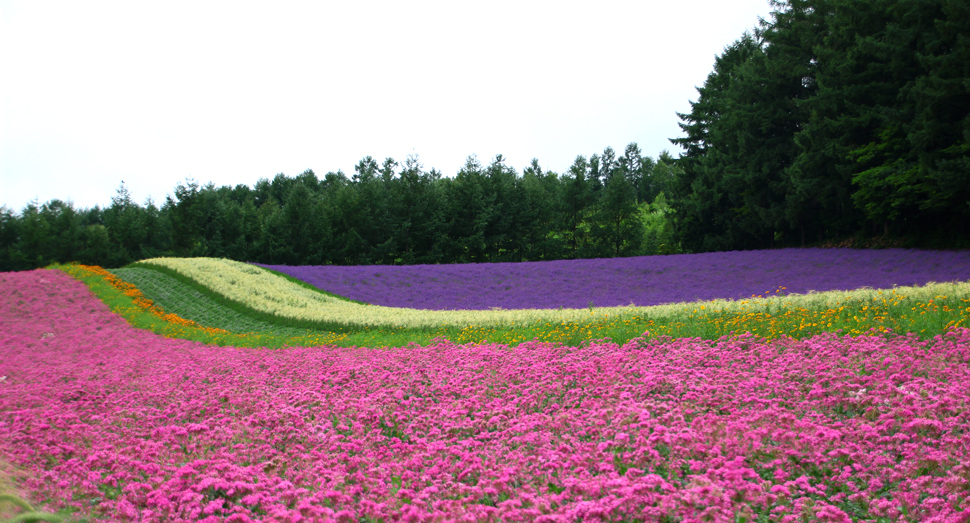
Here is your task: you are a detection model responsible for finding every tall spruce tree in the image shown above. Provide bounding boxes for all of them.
[670,34,765,251]
[789,0,907,241]
[590,168,643,257]
[447,155,494,263]
[848,0,970,239]
[563,155,593,258]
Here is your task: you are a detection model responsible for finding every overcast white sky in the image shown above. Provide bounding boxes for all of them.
[0,0,774,212]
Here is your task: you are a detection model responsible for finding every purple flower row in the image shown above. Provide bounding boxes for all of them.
[260,248,970,310]
[2,269,970,521]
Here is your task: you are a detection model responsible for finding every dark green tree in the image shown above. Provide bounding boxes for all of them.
[102,183,148,265]
[392,155,447,264]
[482,154,524,261]
[562,155,593,258]
[786,0,895,242]
[446,156,494,262]
[589,169,643,257]
[259,180,329,265]
[844,0,970,240]
[166,179,205,256]
[0,206,18,271]
[670,34,766,251]
[521,159,565,260]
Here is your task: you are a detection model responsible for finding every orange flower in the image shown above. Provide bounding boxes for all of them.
[73,264,229,335]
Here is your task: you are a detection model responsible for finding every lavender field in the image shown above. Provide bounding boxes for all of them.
[262,248,970,310]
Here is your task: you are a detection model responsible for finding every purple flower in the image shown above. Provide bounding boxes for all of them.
[260,248,970,309]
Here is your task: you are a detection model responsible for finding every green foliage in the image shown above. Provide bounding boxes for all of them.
[839,0,970,238]
[1,140,690,271]
[670,34,767,252]
[671,0,970,250]
[588,171,642,257]
[637,193,681,255]
[561,155,593,258]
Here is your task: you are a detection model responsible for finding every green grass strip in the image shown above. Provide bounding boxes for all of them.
[51,263,350,348]
[109,267,326,337]
[125,261,366,333]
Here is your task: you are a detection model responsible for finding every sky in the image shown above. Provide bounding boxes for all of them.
[0,0,775,212]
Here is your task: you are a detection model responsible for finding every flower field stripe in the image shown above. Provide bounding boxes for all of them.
[260,248,970,310]
[110,267,333,337]
[3,268,970,521]
[137,257,970,338]
[126,261,361,333]
[62,263,229,335]
[136,257,654,329]
[59,260,970,348]
[52,263,348,349]
[255,265,369,306]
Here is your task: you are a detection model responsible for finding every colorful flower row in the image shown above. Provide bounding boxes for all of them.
[139,257,970,336]
[2,268,969,522]
[60,263,230,336]
[260,248,970,310]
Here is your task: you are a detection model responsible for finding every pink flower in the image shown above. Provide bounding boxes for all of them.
[2,269,969,522]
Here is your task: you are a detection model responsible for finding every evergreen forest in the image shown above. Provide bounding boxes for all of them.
[2,0,967,271]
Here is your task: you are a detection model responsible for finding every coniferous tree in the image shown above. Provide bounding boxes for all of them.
[845,0,970,239]
[590,169,643,257]
[483,155,521,261]
[166,179,206,257]
[788,0,899,242]
[0,206,18,270]
[563,155,593,258]
[393,155,446,264]
[670,34,764,251]
[447,156,494,263]
[649,151,681,205]
[44,200,84,265]
[521,159,564,260]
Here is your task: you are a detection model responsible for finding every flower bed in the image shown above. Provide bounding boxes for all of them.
[2,269,969,521]
[261,248,970,310]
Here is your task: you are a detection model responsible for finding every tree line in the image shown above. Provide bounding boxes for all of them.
[671,0,969,251]
[3,0,967,271]
[0,146,683,270]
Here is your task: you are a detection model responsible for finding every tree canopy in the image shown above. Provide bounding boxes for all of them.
[0,149,682,270]
[670,0,969,251]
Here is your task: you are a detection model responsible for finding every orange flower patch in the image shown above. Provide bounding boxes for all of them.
[71,264,230,336]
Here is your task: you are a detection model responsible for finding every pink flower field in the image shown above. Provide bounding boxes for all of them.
[2,269,970,522]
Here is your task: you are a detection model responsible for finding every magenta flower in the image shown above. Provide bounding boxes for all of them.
[2,268,969,521]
